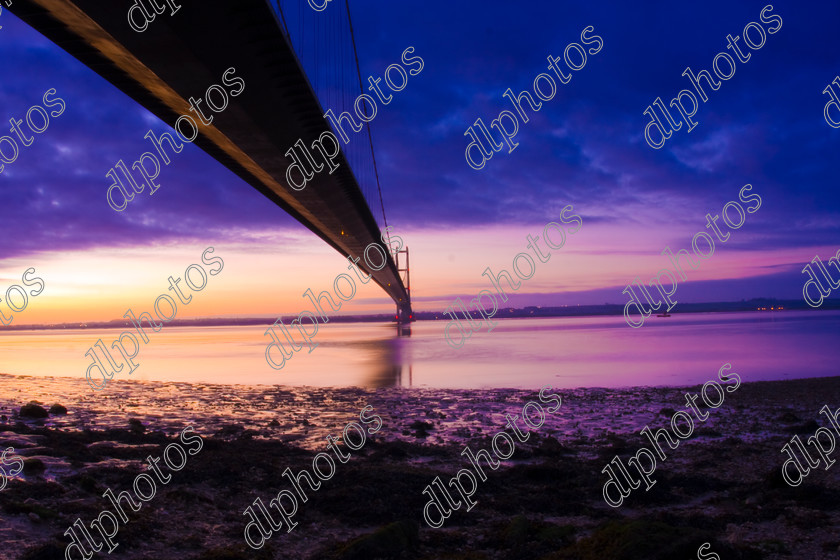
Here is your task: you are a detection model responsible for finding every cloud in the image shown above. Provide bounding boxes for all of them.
[2,0,839,311]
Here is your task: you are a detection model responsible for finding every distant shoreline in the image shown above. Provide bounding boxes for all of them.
[2,297,839,332]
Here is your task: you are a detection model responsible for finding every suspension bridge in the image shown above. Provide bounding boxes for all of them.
[9,0,413,322]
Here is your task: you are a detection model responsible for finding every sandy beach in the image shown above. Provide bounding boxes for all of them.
[0,373,838,559]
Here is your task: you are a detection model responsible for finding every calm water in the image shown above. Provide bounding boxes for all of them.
[0,310,837,389]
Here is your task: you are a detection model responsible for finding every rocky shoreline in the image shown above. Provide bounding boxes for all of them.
[0,373,839,559]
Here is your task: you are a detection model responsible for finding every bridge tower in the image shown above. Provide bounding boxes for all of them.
[395,247,414,324]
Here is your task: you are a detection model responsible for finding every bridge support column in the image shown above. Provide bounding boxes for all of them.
[395,247,413,324]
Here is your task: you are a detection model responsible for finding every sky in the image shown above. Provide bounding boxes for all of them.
[0,0,838,325]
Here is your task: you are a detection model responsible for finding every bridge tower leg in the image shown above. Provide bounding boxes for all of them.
[395,247,413,324]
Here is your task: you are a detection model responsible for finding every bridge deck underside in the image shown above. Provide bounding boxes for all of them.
[12,0,411,316]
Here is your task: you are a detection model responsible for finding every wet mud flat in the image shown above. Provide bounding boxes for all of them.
[0,373,839,559]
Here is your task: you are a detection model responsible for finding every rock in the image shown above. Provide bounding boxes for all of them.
[536,435,567,456]
[499,515,574,548]
[19,543,65,560]
[191,545,274,559]
[560,520,757,560]
[334,521,419,560]
[19,402,48,419]
[48,404,67,415]
[87,441,159,457]
[503,515,531,545]
[785,419,819,435]
[694,427,723,438]
[22,457,45,474]
[28,512,40,522]
[409,420,434,438]
[74,474,100,493]
[777,410,800,423]
[128,418,145,434]
[216,424,243,437]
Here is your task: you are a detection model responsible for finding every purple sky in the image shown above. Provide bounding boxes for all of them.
[0,0,838,322]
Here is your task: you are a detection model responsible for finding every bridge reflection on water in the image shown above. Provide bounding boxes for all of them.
[366,323,414,388]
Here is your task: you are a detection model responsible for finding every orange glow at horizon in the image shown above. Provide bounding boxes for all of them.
[0,222,825,326]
